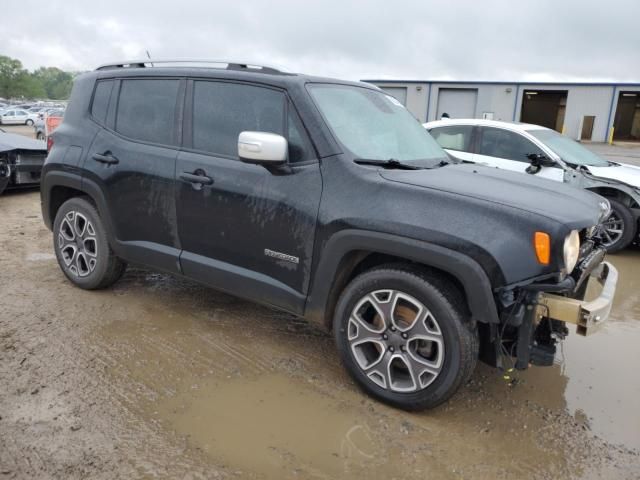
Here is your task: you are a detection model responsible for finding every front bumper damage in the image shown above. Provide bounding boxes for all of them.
[537,261,617,336]
[490,245,618,371]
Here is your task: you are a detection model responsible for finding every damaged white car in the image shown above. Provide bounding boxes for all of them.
[424,119,640,252]
[0,130,47,195]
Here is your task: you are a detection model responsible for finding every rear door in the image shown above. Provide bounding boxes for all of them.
[428,124,475,162]
[84,77,183,273]
[175,79,322,313]
[474,126,564,181]
[14,110,28,124]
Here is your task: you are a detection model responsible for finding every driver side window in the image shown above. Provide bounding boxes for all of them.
[478,127,543,162]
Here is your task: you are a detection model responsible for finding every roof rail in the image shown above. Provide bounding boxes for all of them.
[95,59,289,74]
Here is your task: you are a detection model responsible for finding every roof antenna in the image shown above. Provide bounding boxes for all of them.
[145,50,153,67]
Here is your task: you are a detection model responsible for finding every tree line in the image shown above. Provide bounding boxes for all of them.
[0,55,74,100]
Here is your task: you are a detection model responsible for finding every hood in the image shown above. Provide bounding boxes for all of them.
[380,163,606,228]
[0,131,46,153]
[586,162,640,189]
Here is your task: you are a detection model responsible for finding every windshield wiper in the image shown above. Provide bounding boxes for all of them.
[353,158,424,170]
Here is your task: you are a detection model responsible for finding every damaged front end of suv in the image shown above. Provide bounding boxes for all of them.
[490,218,617,372]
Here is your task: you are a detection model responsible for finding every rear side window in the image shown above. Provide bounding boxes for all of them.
[478,127,543,162]
[430,125,474,151]
[91,80,114,125]
[193,81,284,158]
[116,79,180,145]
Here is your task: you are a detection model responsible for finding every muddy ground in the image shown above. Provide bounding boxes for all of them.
[1,195,640,478]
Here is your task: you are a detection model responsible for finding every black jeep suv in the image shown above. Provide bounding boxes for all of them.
[41,60,618,410]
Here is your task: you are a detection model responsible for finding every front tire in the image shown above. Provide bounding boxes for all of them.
[333,266,478,411]
[599,198,635,253]
[53,197,127,289]
[26,119,34,126]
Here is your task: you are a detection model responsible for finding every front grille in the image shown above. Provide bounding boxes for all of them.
[15,170,40,184]
[15,153,46,166]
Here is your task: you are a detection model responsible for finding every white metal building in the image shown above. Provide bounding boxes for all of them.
[363,80,640,143]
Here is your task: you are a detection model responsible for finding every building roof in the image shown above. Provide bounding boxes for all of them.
[363,79,640,87]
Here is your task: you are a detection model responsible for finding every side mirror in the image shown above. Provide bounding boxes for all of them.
[527,153,555,167]
[238,131,287,165]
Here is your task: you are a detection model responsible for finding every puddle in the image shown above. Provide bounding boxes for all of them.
[154,374,384,479]
[558,251,640,449]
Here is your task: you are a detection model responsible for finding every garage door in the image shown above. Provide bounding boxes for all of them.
[380,87,407,106]
[436,88,478,119]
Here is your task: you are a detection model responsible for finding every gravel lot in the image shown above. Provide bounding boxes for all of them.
[1,127,639,479]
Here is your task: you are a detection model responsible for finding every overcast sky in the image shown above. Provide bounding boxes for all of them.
[3,0,639,81]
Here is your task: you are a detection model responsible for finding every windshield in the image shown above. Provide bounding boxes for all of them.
[528,129,609,167]
[308,84,448,167]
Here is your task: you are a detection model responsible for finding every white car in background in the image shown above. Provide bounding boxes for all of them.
[0,108,39,126]
[424,119,640,252]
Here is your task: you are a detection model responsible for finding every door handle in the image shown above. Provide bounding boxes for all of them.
[180,171,213,185]
[92,152,119,165]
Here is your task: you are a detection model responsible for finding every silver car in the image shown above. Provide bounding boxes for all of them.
[0,108,39,126]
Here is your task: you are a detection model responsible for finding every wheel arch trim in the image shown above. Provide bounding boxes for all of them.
[42,171,115,244]
[304,229,500,328]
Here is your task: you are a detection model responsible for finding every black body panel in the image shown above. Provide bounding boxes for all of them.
[176,150,322,298]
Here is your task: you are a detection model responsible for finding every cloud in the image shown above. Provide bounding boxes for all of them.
[2,0,639,81]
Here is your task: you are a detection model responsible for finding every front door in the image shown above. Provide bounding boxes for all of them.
[2,111,16,124]
[84,77,183,273]
[474,126,564,182]
[176,80,322,313]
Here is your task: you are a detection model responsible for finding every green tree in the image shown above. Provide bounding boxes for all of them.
[0,55,73,100]
[19,72,47,98]
[32,67,73,99]
[0,55,25,99]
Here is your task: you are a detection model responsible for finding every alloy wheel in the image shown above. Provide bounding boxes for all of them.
[598,211,624,248]
[347,290,445,392]
[57,211,98,277]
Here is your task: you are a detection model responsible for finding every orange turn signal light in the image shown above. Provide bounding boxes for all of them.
[534,232,551,265]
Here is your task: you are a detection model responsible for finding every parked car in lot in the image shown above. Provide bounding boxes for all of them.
[34,109,65,140]
[425,119,640,252]
[0,130,47,194]
[41,60,617,410]
[0,108,39,126]
[38,107,65,119]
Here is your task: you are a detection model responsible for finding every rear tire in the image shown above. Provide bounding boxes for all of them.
[52,197,127,289]
[333,265,478,411]
[600,198,635,253]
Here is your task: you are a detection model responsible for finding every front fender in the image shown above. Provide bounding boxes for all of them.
[304,229,500,328]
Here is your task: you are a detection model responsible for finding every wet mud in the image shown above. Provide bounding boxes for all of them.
[1,190,639,479]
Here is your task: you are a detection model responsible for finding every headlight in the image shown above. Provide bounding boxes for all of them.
[563,230,580,272]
